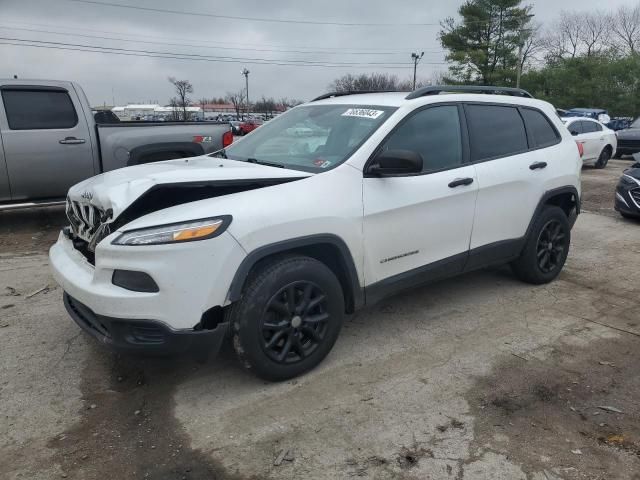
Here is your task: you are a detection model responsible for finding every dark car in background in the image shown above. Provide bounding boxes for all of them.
[613,117,640,158]
[606,117,633,131]
[615,162,640,219]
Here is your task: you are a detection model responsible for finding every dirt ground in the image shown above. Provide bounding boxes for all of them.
[1,159,639,480]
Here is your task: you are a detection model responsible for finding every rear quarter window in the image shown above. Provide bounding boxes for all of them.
[465,104,528,161]
[521,108,560,148]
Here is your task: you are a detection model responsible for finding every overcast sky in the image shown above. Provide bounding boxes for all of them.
[1,0,638,106]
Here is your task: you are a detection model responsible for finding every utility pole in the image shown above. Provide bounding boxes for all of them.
[411,52,424,90]
[241,68,250,118]
[516,41,524,89]
[516,15,535,89]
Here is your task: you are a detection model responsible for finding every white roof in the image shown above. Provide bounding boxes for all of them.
[123,104,161,109]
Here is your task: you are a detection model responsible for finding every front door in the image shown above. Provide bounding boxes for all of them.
[0,85,95,200]
[363,104,478,293]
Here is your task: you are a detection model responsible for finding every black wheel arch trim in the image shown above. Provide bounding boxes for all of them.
[128,142,205,166]
[525,186,580,239]
[227,234,364,311]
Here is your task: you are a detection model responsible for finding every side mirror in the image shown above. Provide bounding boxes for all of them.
[570,130,579,136]
[368,150,423,176]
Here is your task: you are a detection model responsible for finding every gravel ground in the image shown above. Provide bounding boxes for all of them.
[1,160,639,480]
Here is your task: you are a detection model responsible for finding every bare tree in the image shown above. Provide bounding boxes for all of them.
[168,97,181,122]
[168,77,193,122]
[225,90,246,119]
[580,11,611,56]
[542,12,582,61]
[329,73,401,93]
[610,4,640,55]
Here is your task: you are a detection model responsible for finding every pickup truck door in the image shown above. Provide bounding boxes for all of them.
[0,85,95,200]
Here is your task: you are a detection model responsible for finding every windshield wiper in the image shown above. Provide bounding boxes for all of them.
[246,158,285,168]
[210,149,227,159]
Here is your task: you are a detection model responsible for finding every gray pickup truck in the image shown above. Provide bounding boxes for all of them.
[0,79,233,209]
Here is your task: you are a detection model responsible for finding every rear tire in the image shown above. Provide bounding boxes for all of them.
[227,255,345,381]
[595,146,611,169]
[511,206,570,285]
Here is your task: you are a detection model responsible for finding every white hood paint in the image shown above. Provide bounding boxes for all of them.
[67,156,312,217]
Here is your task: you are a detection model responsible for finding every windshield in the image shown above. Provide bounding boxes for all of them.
[220,104,397,173]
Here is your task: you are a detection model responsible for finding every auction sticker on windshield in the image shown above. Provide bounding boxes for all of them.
[342,108,385,119]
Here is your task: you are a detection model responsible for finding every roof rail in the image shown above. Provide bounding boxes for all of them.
[311,90,399,102]
[405,85,533,100]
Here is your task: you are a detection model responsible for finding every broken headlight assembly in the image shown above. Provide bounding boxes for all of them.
[112,216,231,246]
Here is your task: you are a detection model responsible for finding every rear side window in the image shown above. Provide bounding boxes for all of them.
[582,121,599,133]
[466,104,528,161]
[521,108,560,148]
[567,121,583,135]
[1,89,78,130]
[381,105,462,173]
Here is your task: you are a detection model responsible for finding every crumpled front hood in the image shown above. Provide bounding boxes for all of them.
[67,156,312,218]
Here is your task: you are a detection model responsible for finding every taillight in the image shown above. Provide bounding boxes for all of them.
[576,141,584,158]
[222,130,233,148]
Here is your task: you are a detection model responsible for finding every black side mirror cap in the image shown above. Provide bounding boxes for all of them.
[570,130,579,136]
[367,149,423,176]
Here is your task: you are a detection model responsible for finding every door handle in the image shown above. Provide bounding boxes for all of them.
[529,161,548,170]
[59,137,86,145]
[448,177,474,188]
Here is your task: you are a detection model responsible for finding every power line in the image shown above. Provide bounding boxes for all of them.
[0,38,448,68]
[0,36,446,66]
[69,0,444,27]
[0,25,446,57]
[0,20,435,52]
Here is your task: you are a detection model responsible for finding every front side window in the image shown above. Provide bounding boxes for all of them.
[466,104,528,161]
[220,104,396,173]
[521,108,560,148]
[1,89,78,130]
[380,105,462,173]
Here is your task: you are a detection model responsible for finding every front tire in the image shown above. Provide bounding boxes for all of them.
[228,255,345,381]
[511,206,571,285]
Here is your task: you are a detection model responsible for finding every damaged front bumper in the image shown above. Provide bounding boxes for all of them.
[64,293,228,359]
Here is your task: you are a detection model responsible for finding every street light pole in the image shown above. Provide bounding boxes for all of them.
[241,68,250,119]
[411,52,424,90]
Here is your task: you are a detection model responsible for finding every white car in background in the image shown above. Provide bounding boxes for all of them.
[562,117,617,169]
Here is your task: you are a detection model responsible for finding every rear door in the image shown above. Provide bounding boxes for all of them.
[0,85,95,200]
[466,103,556,264]
[363,104,478,289]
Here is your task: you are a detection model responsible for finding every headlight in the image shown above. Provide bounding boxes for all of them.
[112,216,231,246]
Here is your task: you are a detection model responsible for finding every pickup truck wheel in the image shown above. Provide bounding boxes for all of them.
[511,206,570,285]
[228,255,345,381]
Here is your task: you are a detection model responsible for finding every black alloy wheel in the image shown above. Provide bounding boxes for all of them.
[511,205,571,285]
[535,219,567,274]
[228,255,345,381]
[261,281,329,364]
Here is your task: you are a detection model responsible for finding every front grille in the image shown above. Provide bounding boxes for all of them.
[66,199,112,252]
[631,188,640,208]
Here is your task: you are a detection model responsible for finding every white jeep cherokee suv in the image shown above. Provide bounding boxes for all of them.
[50,86,582,380]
